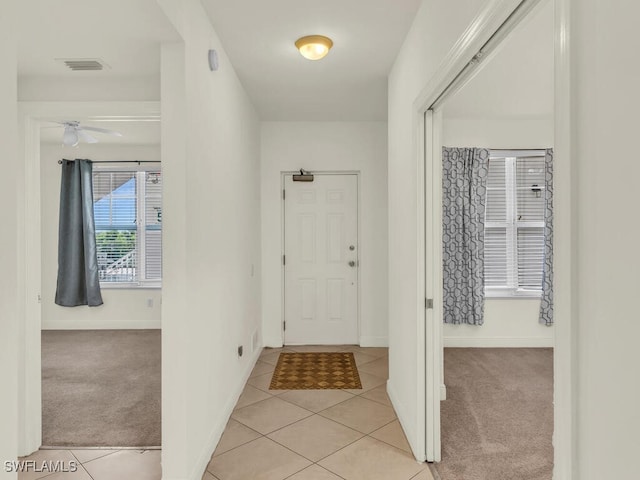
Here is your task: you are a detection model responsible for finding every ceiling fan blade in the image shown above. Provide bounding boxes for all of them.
[63,126,79,147]
[77,129,99,144]
[80,126,123,136]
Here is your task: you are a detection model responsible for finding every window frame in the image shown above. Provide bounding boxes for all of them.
[485,150,545,299]
[93,164,162,289]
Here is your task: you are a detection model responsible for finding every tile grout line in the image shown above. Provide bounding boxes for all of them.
[357,390,395,407]
[78,462,97,480]
[207,434,311,479]
[314,432,429,480]
[315,399,398,432]
[234,369,393,434]
[223,347,391,479]
[282,461,348,480]
[365,422,418,457]
[207,425,264,463]
[30,449,98,480]
[215,408,398,477]
[222,391,353,465]
[273,391,359,415]
[264,413,365,464]
[69,449,119,465]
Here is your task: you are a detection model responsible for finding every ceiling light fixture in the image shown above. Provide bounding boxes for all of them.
[295,35,333,60]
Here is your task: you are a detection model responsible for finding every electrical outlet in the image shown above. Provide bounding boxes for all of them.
[147,298,154,308]
[237,345,243,357]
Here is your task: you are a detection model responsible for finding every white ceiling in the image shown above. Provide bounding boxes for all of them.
[14,0,551,123]
[16,0,179,78]
[443,0,553,119]
[201,0,422,121]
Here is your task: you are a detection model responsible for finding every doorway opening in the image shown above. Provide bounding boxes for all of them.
[40,118,162,449]
[417,0,569,476]
[19,103,163,456]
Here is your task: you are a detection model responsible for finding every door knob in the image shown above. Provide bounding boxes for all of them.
[348,260,356,267]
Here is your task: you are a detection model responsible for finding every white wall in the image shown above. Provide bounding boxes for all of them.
[157,1,262,479]
[261,122,388,347]
[40,144,162,330]
[443,299,551,347]
[387,0,489,458]
[442,116,554,347]
[442,117,553,149]
[391,0,640,477]
[572,1,640,477]
[0,1,19,477]
[18,76,160,102]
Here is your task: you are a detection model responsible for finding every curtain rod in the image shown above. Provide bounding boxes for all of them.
[58,160,160,165]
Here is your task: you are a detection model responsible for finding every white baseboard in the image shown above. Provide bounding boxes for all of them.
[42,320,161,330]
[359,336,388,347]
[386,380,426,463]
[262,332,283,349]
[188,344,262,480]
[443,336,554,348]
[264,337,388,348]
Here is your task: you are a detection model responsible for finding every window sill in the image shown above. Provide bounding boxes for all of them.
[99,283,161,290]
[485,290,541,299]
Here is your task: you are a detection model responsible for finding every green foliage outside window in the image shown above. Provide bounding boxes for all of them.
[96,230,136,265]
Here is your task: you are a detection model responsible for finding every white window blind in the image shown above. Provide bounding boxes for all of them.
[485,151,545,297]
[93,166,162,287]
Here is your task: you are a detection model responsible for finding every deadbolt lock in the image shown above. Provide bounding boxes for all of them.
[348,260,356,267]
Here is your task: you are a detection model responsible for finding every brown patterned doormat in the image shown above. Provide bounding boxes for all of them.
[269,352,362,390]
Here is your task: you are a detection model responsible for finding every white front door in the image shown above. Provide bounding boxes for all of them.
[283,173,358,345]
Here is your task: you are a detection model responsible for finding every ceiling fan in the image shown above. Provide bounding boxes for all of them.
[51,121,123,147]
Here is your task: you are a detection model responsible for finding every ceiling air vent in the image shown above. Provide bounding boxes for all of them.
[56,58,110,71]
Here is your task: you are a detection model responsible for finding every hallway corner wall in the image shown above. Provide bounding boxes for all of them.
[158,1,262,478]
[571,0,640,477]
[387,0,494,460]
[0,1,19,476]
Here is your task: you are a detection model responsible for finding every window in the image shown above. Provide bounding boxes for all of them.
[93,166,162,287]
[485,150,545,297]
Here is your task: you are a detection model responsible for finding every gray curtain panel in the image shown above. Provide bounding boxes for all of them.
[539,149,554,325]
[442,147,490,325]
[55,159,103,307]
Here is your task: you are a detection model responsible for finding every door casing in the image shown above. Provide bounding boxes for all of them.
[413,0,574,470]
[280,171,361,346]
[18,101,161,456]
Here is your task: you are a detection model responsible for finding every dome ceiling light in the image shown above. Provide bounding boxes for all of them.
[295,35,334,60]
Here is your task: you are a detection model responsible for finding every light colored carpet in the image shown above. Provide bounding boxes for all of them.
[42,329,161,447]
[435,348,553,480]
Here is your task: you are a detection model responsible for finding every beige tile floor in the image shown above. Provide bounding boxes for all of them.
[16,449,161,480]
[18,345,433,480]
[205,345,433,480]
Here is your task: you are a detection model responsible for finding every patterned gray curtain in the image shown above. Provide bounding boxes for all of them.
[539,149,554,325]
[55,159,103,307]
[442,148,490,325]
